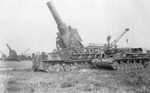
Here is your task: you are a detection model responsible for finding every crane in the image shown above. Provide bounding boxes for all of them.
[110,28,130,48]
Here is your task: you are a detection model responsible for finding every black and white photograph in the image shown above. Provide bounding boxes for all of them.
[0,0,150,93]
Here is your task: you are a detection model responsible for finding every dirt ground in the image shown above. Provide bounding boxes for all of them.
[2,67,150,93]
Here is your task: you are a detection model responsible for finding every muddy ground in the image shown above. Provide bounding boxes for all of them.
[2,66,150,93]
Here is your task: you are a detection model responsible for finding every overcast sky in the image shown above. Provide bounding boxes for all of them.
[0,0,150,55]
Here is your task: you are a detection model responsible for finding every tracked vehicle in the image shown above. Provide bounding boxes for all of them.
[92,27,150,71]
[3,44,20,61]
[33,1,105,72]
[93,47,150,71]
[33,1,150,72]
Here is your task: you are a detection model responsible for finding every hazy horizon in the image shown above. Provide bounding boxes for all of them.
[0,0,150,55]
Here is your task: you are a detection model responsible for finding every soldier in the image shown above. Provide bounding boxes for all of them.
[32,53,41,71]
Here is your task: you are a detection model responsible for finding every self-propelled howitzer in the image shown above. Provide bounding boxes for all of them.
[5,44,19,61]
[32,1,106,72]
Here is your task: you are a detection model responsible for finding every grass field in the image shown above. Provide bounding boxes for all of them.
[0,61,150,93]
[2,67,150,93]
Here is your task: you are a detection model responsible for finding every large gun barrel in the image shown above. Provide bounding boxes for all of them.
[47,1,83,49]
[47,1,64,26]
[6,44,11,51]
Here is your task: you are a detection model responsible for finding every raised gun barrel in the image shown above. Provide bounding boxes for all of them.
[6,44,17,57]
[6,44,12,51]
[47,1,64,27]
[47,1,83,49]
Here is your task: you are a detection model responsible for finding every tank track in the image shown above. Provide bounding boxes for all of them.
[40,60,93,72]
[112,58,150,72]
[91,57,150,72]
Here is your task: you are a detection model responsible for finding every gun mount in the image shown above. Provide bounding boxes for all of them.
[47,1,83,50]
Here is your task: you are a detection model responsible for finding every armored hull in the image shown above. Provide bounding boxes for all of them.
[92,48,150,71]
[33,46,104,72]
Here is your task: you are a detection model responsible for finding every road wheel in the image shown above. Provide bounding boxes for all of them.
[112,62,119,70]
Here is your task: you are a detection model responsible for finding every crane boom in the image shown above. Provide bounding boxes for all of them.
[111,28,130,47]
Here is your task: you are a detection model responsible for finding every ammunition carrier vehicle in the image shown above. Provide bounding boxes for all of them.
[33,1,150,72]
[92,28,150,71]
[93,47,150,71]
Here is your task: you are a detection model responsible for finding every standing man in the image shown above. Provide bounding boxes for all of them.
[32,53,41,71]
